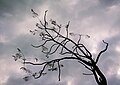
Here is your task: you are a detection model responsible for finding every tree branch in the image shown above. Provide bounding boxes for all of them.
[95,40,108,64]
[13,10,108,85]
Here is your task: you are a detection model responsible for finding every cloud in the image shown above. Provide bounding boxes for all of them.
[108,74,120,85]
[99,0,120,7]
[1,0,120,85]
[0,0,47,17]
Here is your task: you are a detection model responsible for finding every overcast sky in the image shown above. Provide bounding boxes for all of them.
[0,0,120,85]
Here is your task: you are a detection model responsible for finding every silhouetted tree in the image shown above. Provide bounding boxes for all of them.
[13,10,108,85]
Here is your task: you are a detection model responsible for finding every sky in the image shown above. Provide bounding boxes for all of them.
[0,0,120,85]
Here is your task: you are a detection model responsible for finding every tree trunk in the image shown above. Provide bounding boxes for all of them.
[93,65,107,85]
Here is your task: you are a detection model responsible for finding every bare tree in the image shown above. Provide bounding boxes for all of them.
[13,10,108,85]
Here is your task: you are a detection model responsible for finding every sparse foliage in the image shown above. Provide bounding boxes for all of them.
[13,9,108,85]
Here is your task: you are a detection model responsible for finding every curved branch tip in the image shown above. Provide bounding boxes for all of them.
[102,40,108,45]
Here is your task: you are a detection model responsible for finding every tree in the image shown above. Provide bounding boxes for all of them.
[13,9,108,85]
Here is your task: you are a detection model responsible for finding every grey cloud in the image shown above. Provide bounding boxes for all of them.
[1,0,120,85]
[0,0,50,45]
[0,42,13,57]
[47,0,99,20]
[108,75,120,85]
[0,19,17,40]
[5,76,26,85]
[0,33,43,58]
[4,69,67,85]
[113,18,120,31]
[0,0,26,17]
[99,0,120,7]
[0,0,46,17]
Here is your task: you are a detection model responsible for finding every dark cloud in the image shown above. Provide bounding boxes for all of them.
[0,0,46,17]
[4,71,67,85]
[5,76,26,85]
[108,75,120,85]
[99,0,120,7]
[0,33,43,58]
